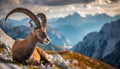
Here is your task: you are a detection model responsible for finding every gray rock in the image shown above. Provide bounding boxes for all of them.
[48,54,69,69]
[0,62,27,69]
[0,28,15,53]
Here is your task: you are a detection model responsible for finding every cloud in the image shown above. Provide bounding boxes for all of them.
[0,0,95,19]
[0,0,120,20]
[15,0,95,6]
[40,0,95,6]
[0,0,21,18]
[91,0,120,16]
[0,0,21,8]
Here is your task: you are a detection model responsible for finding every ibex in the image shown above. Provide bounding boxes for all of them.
[5,8,52,65]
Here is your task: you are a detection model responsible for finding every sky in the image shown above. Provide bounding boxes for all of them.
[0,0,120,20]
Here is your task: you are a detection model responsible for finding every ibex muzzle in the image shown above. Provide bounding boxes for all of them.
[35,27,50,44]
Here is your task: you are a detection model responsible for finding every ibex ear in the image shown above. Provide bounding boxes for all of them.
[29,20,35,32]
[41,26,46,32]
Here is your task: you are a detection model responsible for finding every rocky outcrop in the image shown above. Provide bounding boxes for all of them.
[102,41,120,68]
[0,28,27,69]
[72,19,120,69]
[0,28,14,52]
[48,54,69,69]
[0,62,26,69]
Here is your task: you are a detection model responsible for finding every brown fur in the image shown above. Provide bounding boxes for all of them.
[12,29,51,65]
[5,8,51,65]
[27,46,51,65]
[12,32,37,63]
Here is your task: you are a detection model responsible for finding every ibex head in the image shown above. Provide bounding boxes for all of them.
[5,8,50,44]
[29,13,49,44]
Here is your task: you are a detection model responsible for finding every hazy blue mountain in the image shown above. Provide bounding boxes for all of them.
[47,26,71,46]
[0,20,31,39]
[0,20,71,47]
[102,41,120,69]
[38,43,64,51]
[3,18,30,27]
[49,13,120,45]
[0,20,12,32]
[8,25,30,39]
[72,19,120,69]
[3,13,120,46]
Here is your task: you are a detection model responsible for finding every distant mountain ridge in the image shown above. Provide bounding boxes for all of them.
[1,13,120,46]
[2,18,30,27]
[49,13,120,45]
[72,19,120,69]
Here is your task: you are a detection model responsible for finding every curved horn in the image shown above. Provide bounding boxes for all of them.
[5,7,41,28]
[37,13,47,28]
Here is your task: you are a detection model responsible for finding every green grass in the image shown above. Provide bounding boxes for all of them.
[0,46,4,53]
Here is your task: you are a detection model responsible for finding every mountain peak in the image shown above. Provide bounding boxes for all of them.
[72,18,120,69]
[72,12,80,16]
[66,12,81,19]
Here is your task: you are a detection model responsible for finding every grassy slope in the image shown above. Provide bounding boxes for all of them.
[47,50,114,69]
[0,46,114,69]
